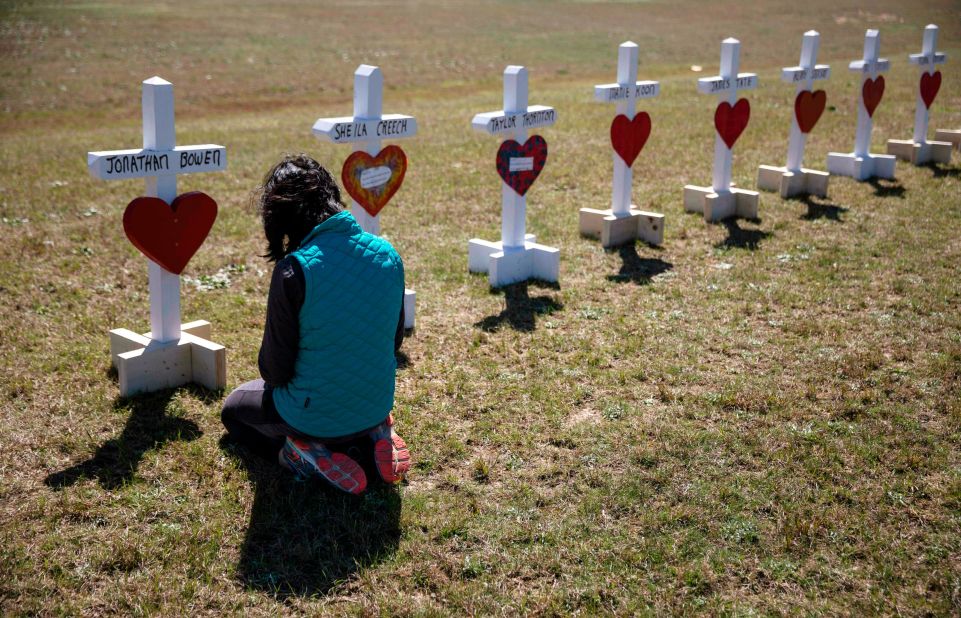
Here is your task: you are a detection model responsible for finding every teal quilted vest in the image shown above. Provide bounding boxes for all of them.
[272,210,405,438]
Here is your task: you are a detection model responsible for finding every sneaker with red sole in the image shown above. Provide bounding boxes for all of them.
[369,414,411,483]
[281,436,367,495]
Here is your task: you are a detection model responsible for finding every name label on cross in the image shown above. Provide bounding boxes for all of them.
[594,81,660,102]
[850,59,891,73]
[697,73,758,94]
[911,53,947,66]
[87,145,226,180]
[782,66,831,82]
[312,114,417,144]
[472,105,557,135]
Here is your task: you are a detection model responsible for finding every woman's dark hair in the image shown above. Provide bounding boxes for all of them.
[256,154,344,262]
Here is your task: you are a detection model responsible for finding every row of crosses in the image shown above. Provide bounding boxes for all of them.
[86,25,954,396]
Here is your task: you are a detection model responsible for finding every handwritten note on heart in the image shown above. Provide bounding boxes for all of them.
[341,145,407,217]
[610,112,652,167]
[794,89,826,134]
[714,99,750,149]
[496,135,548,197]
[920,71,941,109]
[862,76,885,118]
[123,191,217,275]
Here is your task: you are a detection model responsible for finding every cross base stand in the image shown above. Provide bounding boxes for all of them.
[468,234,560,287]
[683,185,759,222]
[934,129,961,152]
[757,165,829,198]
[109,320,226,397]
[826,152,896,181]
[403,289,415,329]
[886,139,953,165]
[579,207,664,248]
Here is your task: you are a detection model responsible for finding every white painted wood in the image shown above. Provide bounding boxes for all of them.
[695,39,758,194]
[685,39,758,222]
[851,30,889,157]
[185,331,227,392]
[580,42,664,247]
[782,31,830,171]
[827,30,896,180]
[87,77,228,344]
[469,66,559,286]
[603,42,659,216]
[88,76,229,396]
[757,31,832,198]
[110,322,227,396]
[312,64,418,236]
[934,129,961,150]
[909,25,947,144]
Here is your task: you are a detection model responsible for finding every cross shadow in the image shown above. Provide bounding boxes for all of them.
[797,195,849,222]
[44,386,209,490]
[474,280,563,333]
[867,177,905,198]
[924,162,961,179]
[220,436,402,597]
[606,244,673,285]
[715,219,771,251]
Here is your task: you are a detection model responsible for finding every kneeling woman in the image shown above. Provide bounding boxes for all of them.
[222,154,410,494]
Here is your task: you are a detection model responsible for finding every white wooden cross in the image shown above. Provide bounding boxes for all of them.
[683,38,760,222]
[88,77,226,343]
[757,31,831,198]
[887,25,952,165]
[579,42,664,247]
[86,76,227,395]
[597,42,659,216]
[312,64,418,327]
[312,64,417,235]
[827,30,896,180]
[468,66,559,287]
[783,32,830,171]
[909,25,945,143]
[699,38,757,193]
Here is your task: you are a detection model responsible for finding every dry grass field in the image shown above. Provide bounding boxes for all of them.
[2,0,961,614]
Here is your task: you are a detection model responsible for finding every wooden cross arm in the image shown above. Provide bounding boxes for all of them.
[87,145,226,180]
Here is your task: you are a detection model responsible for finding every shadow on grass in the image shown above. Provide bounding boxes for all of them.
[715,219,771,251]
[44,386,213,490]
[797,195,849,222]
[220,436,402,597]
[475,280,563,333]
[606,244,673,285]
[867,177,905,198]
[923,162,961,179]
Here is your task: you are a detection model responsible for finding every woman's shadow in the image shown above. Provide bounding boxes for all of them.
[220,436,402,597]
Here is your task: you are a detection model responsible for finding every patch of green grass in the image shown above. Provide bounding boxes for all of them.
[2,0,961,615]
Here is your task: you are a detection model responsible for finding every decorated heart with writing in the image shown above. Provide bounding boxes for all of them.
[610,112,652,167]
[714,98,750,149]
[496,135,548,197]
[794,89,826,134]
[341,145,407,217]
[123,191,217,275]
[920,70,941,109]
[861,76,885,118]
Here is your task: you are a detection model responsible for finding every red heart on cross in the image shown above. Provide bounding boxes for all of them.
[341,145,408,217]
[714,98,750,149]
[861,76,885,118]
[610,112,652,167]
[123,191,217,275]
[794,89,826,134]
[920,70,941,109]
[496,135,548,197]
